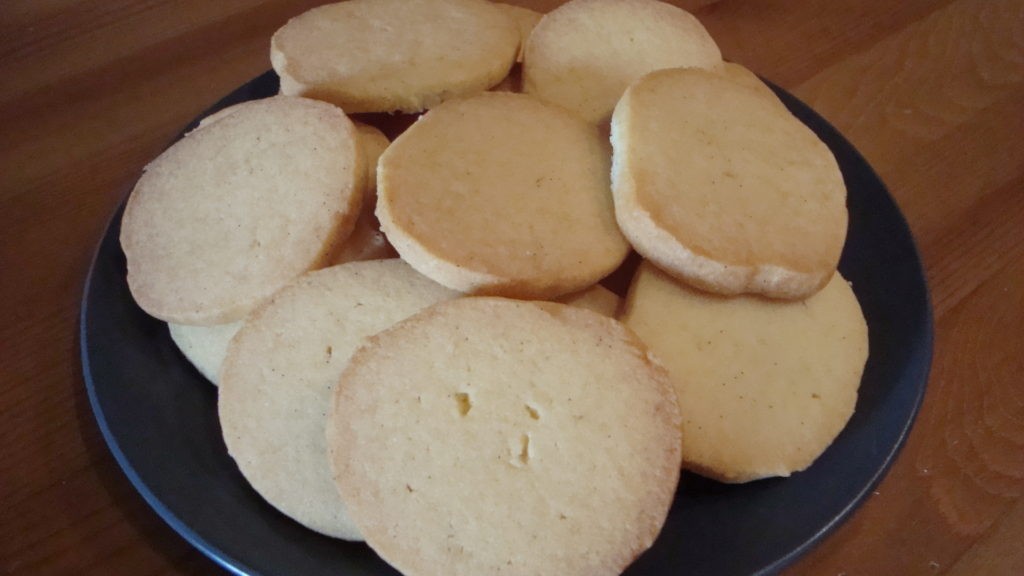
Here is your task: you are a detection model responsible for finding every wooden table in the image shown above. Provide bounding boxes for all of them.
[2,1,1021,574]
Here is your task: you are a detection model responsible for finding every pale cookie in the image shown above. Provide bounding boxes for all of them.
[611,67,848,299]
[378,92,630,299]
[219,260,458,539]
[523,0,721,123]
[120,96,363,325]
[353,121,390,197]
[327,297,681,576]
[272,0,519,113]
[167,321,242,385]
[557,283,621,317]
[621,262,868,483]
[326,208,397,265]
[495,3,542,62]
[328,122,396,265]
[716,61,786,107]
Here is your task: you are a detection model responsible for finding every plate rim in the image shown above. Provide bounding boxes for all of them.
[79,70,935,576]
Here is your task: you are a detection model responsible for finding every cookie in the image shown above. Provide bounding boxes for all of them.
[611,67,848,299]
[120,96,363,324]
[327,297,682,575]
[327,208,397,265]
[329,122,396,265]
[272,0,519,113]
[495,3,542,62]
[716,61,785,107]
[353,121,390,197]
[218,259,458,539]
[557,283,621,317]
[377,92,630,299]
[621,262,868,483]
[167,321,241,385]
[522,0,721,123]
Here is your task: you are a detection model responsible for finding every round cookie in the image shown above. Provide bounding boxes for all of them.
[377,92,630,299]
[556,283,621,317]
[328,122,396,265]
[272,0,519,113]
[120,96,363,325]
[495,3,542,62]
[611,67,848,299]
[716,61,786,108]
[522,0,721,123]
[218,260,458,539]
[167,321,242,385]
[327,297,682,576]
[326,208,397,265]
[621,261,869,483]
[353,121,390,197]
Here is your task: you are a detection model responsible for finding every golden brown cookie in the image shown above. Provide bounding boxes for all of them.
[611,67,847,299]
[272,0,519,113]
[523,0,721,123]
[377,92,629,299]
[621,262,868,483]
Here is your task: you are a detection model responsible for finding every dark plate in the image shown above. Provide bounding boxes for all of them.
[81,71,933,576]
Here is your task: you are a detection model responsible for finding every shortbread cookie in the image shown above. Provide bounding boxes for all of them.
[523,0,721,123]
[378,92,630,298]
[167,321,242,385]
[272,0,519,113]
[219,260,458,539]
[327,208,397,265]
[120,96,363,324]
[611,67,848,299]
[495,3,542,62]
[329,122,396,265]
[557,283,621,317]
[353,121,390,196]
[621,262,868,483]
[327,297,681,575]
[717,62,785,107]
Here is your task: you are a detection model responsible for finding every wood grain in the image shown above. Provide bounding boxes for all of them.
[1,1,1022,575]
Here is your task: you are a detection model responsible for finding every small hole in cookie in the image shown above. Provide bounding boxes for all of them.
[455,392,471,416]
[325,346,333,358]
[525,404,539,420]
[518,434,530,465]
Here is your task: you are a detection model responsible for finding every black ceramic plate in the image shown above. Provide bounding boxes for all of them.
[81,72,933,576]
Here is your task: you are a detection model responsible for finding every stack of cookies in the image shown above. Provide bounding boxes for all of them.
[119,0,869,574]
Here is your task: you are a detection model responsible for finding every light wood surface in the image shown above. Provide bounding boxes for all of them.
[1,1,1022,574]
